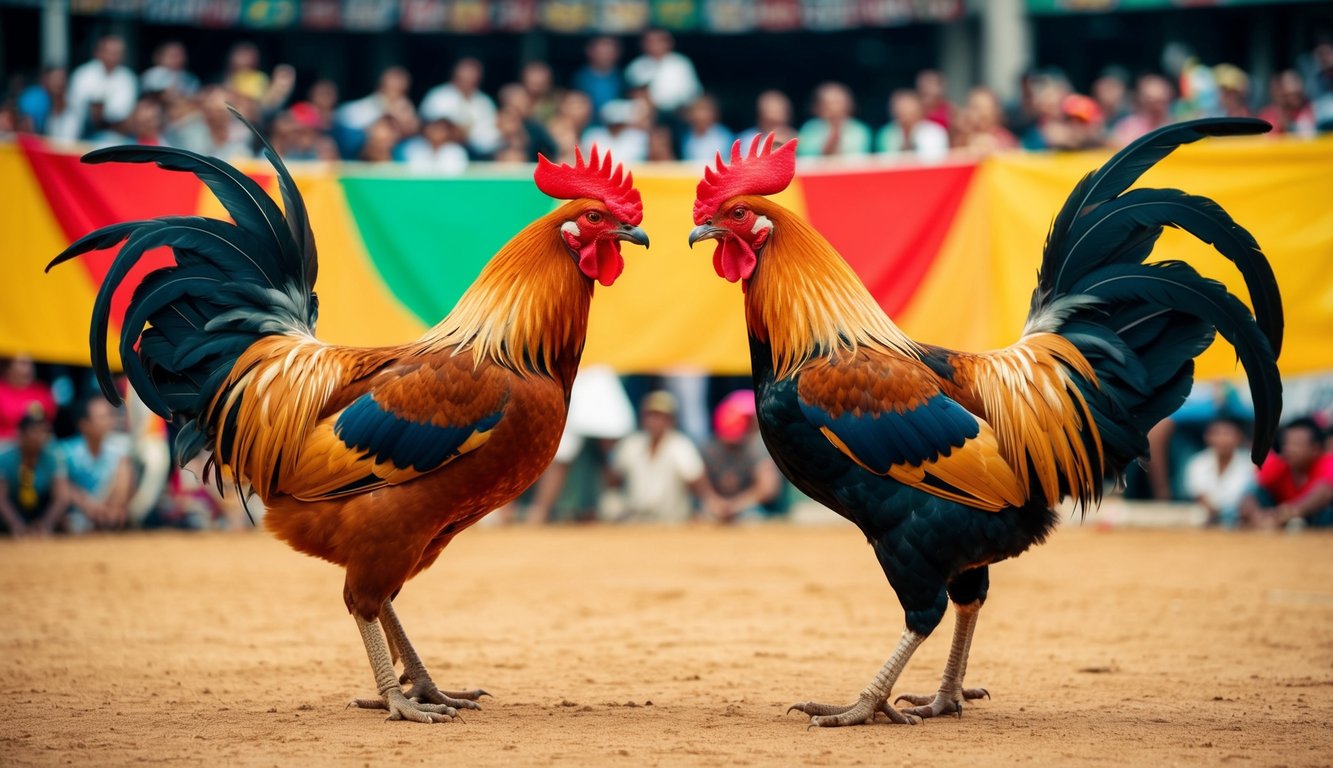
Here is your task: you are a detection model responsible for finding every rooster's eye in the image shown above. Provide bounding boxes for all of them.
[731,207,747,221]
[586,211,603,224]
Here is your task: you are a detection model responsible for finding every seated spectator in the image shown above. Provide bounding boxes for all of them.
[701,390,781,524]
[67,33,137,140]
[421,57,501,156]
[1051,93,1106,150]
[680,94,733,162]
[1240,418,1333,529]
[336,66,420,138]
[915,69,955,132]
[876,89,950,162]
[0,354,56,447]
[61,395,135,533]
[90,95,167,149]
[1091,67,1131,127]
[625,28,702,115]
[0,404,69,536]
[737,89,798,147]
[798,82,871,157]
[269,104,339,161]
[1110,73,1176,147]
[1213,64,1253,118]
[165,85,252,159]
[1183,416,1255,528]
[18,65,79,141]
[1257,69,1317,137]
[358,116,403,163]
[953,86,1018,155]
[401,111,469,174]
[605,391,717,523]
[520,60,561,124]
[496,83,557,161]
[582,99,649,163]
[573,35,624,120]
[140,41,199,104]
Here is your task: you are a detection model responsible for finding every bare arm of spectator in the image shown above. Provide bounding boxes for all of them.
[720,458,782,521]
[1274,481,1333,524]
[36,473,71,535]
[525,461,571,525]
[0,476,28,535]
[103,455,135,528]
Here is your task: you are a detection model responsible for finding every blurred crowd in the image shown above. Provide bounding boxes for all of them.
[4,30,1333,174]
[5,352,1330,538]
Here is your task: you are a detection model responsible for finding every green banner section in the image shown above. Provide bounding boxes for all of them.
[339,175,555,325]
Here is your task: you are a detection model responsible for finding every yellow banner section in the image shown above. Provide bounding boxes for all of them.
[977,137,1333,379]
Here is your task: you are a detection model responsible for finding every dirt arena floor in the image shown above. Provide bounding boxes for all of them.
[2,520,1331,767]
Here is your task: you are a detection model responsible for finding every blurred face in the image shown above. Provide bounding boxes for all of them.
[230,44,259,71]
[1276,71,1307,109]
[80,398,116,441]
[309,79,338,110]
[1280,426,1322,471]
[18,421,52,454]
[453,59,483,92]
[642,409,673,438]
[522,62,552,96]
[757,91,791,126]
[1092,76,1125,109]
[816,85,852,122]
[42,67,67,94]
[916,70,944,101]
[643,30,671,58]
[1137,77,1173,118]
[891,92,923,125]
[688,98,717,130]
[159,42,186,70]
[559,91,592,127]
[966,88,1000,127]
[97,37,125,69]
[589,37,620,69]
[499,83,532,116]
[381,67,410,97]
[1204,421,1243,456]
[129,99,164,136]
[5,355,35,386]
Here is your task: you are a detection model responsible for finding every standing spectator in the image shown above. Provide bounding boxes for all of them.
[1091,67,1132,127]
[1240,418,1333,529]
[0,405,69,537]
[582,99,649,163]
[1019,71,1072,150]
[18,65,78,140]
[401,110,469,174]
[336,66,420,137]
[624,29,702,115]
[67,33,137,140]
[1110,74,1177,147]
[61,396,134,533]
[606,391,716,523]
[680,95,732,162]
[496,83,557,161]
[573,36,624,120]
[223,41,269,103]
[1051,93,1106,150]
[0,355,56,446]
[797,82,871,157]
[954,86,1018,155]
[1257,70,1317,137]
[139,41,199,103]
[915,69,954,131]
[1213,64,1253,118]
[876,88,950,161]
[165,85,252,159]
[304,78,340,131]
[701,390,781,524]
[1184,417,1256,528]
[737,89,797,147]
[421,57,501,156]
[520,61,561,124]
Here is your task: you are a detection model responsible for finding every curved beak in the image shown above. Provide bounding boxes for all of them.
[688,225,726,247]
[616,224,650,249]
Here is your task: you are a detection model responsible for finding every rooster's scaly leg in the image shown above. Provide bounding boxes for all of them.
[788,629,927,727]
[380,600,487,709]
[893,600,990,718]
[349,615,459,723]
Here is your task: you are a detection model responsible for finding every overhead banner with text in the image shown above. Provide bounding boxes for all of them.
[4,135,1330,379]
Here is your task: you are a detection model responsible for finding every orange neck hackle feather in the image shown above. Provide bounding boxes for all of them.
[421,200,596,387]
[739,196,920,381]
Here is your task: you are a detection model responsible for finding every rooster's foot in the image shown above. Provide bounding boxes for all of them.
[894,687,989,719]
[350,688,460,723]
[788,694,919,727]
[403,679,487,710]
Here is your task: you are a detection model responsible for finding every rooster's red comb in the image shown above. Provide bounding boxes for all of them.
[534,145,642,226]
[693,133,798,225]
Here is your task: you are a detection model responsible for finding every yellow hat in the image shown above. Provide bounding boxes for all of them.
[642,390,678,415]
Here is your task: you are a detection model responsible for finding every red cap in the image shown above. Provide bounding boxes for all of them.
[534,145,643,226]
[694,133,798,225]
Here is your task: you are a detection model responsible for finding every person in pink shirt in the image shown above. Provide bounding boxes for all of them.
[0,355,56,445]
[1240,418,1333,529]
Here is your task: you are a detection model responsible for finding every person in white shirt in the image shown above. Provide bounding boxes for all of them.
[1184,417,1257,528]
[139,41,199,102]
[420,58,500,156]
[67,34,138,140]
[400,109,469,175]
[607,391,717,524]
[335,66,420,135]
[624,29,702,114]
[580,99,649,163]
[876,89,951,162]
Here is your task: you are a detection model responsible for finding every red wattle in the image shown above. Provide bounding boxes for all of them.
[712,237,756,283]
[579,240,624,286]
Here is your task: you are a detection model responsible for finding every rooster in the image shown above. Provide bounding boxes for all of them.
[688,120,1282,727]
[48,124,648,723]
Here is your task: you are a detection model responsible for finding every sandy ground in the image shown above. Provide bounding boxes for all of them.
[2,520,1331,767]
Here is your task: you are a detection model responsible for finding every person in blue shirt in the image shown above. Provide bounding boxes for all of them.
[0,404,69,536]
[61,396,134,533]
[572,36,624,123]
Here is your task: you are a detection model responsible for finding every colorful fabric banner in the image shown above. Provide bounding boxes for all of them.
[5,136,1331,382]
